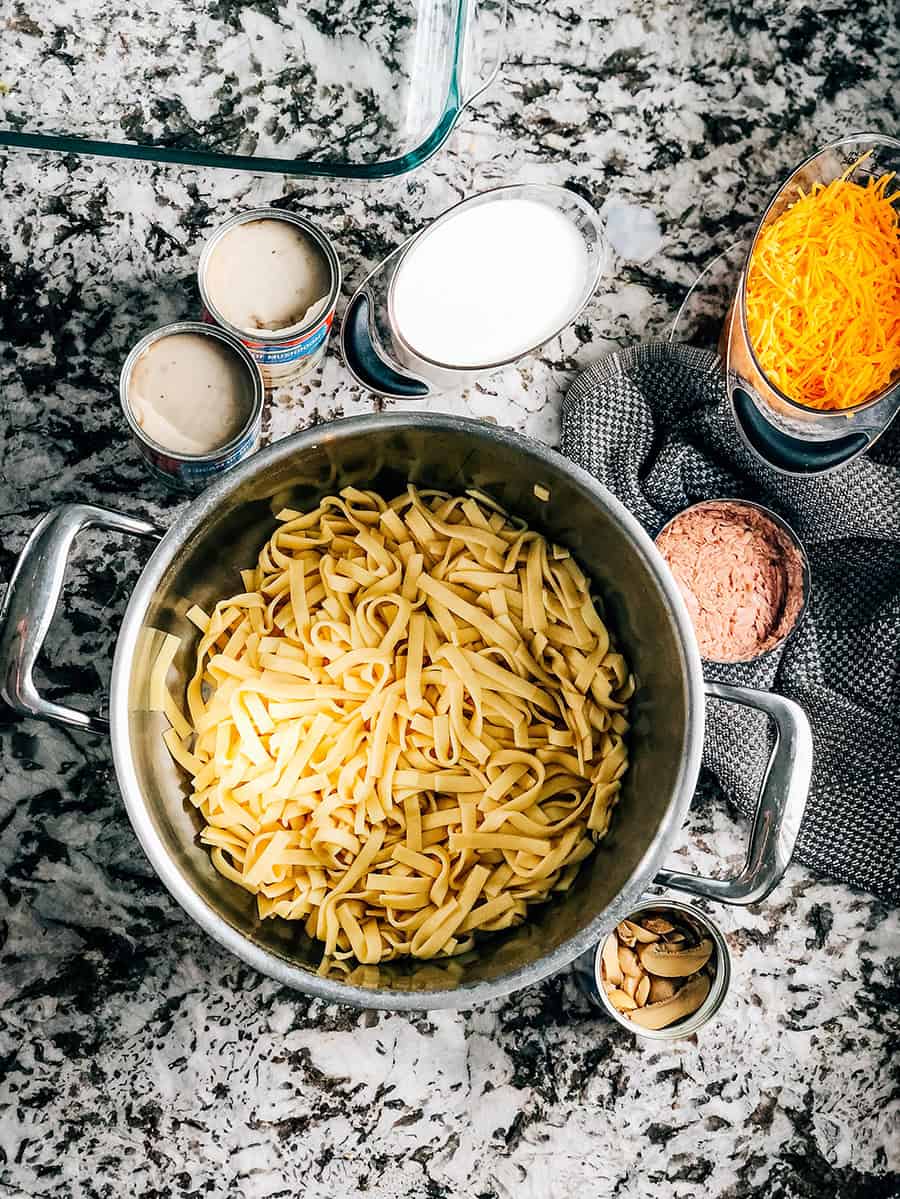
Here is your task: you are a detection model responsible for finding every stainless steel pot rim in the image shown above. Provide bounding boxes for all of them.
[108,412,705,1010]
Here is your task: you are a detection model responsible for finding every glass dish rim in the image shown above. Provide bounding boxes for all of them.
[0,0,497,180]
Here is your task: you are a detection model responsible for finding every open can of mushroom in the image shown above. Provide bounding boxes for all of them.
[573,898,732,1038]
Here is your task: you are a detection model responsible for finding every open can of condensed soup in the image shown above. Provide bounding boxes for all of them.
[120,321,265,491]
[198,208,341,390]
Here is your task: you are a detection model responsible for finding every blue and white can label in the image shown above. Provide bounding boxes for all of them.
[212,309,334,388]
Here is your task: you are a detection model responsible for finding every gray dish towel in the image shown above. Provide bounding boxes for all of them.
[561,342,900,903]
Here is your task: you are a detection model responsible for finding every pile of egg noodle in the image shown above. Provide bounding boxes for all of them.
[161,486,633,964]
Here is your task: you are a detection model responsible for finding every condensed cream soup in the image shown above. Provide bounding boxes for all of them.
[128,333,254,456]
[204,218,331,334]
[391,198,591,367]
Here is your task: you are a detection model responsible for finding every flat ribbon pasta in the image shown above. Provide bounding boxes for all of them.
[163,486,633,963]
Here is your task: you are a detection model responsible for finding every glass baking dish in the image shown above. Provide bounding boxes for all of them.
[0,0,505,178]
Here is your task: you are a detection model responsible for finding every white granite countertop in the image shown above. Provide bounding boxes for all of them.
[1,1,899,1196]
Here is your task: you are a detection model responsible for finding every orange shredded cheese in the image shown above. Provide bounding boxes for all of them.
[745,158,900,411]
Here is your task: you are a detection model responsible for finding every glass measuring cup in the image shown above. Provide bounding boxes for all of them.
[341,183,607,398]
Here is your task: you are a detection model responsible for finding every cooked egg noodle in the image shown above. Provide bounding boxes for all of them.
[164,486,633,963]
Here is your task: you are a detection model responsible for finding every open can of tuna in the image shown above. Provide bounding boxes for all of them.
[199,208,341,390]
[120,321,265,492]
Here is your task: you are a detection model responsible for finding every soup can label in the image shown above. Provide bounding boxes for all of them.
[138,423,262,491]
[203,308,334,387]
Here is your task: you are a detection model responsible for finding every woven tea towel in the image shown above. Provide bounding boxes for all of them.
[561,341,900,902]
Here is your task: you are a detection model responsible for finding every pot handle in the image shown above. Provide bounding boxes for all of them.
[654,681,813,905]
[0,504,163,735]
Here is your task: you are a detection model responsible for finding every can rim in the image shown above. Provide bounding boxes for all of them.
[198,208,342,345]
[593,897,732,1039]
[119,321,265,463]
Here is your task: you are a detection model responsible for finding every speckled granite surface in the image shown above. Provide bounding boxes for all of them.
[1,2,899,1196]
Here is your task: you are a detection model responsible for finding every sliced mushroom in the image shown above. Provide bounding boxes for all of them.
[642,916,676,935]
[616,922,637,947]
[623,972,639,999]
[628,972,711,1030]
[635,974,651,1006]
[638,937,713,978]
[619,919,659,944]
[665,932,686,944]
[618,945,643,979]
[601,933,623,986]
[607,988,638,1012]
[648,975,678,1003]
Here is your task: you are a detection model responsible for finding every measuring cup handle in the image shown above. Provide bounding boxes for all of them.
[732,387,872,474]
[340,291,430,398]
[459,0,508,109]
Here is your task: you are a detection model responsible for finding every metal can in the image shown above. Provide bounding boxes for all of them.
[198,208,341,390]
[655,499,811,665]
[573,898,732,1039]
[120,321,265,492]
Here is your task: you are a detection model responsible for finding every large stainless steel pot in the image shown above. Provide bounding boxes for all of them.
[0,414,812,1010]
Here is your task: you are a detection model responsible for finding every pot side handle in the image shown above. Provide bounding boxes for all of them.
[655,681,813,905]
[0,504,163,735]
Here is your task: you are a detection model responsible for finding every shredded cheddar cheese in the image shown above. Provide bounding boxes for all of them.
[745,158,900,411]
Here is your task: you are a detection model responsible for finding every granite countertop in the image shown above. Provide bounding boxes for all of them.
[1,1,899,1196]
